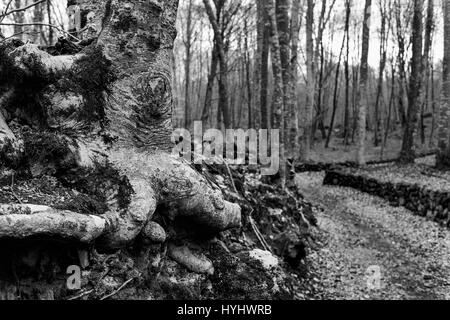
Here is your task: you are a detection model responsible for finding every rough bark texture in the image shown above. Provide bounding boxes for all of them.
[356,0,372,165]
[289,0,301,159]
[437,0,450,168]
[266,0,286,184]
[0,0,240,272]
[302,0,314,160]
[203,0,231,129]
[400,0,424,163]
[184,0,194,128]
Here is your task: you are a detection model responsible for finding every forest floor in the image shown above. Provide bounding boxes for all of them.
[296,170,450,300]
[308,131,434,164]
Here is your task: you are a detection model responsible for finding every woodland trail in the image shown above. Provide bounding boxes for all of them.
[296,171,450,300]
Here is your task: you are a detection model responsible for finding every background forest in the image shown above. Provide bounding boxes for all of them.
[1,0,446,166]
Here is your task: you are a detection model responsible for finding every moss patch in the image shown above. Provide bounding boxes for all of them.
[59,162,134,211]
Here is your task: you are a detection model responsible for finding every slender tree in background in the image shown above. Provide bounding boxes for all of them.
[276,0,298,159]
[260,1,271,130]
[400,0,423,163]
[12,0,23,40]
[202,40,219,124]
[289,0,302,158]
[32,0,44,44]
[302,0,314,160]
[313,0,337,141]
[325,12,347,149]
[244,17,252,129]
[343,0,352,146]
[394,0,409,128]
[420,0,435,145]
[184,0,194,129]
[356,0,372,166]
[265,0,286,185]
[253,0,264,130]
[373,0,390,147]
[46,0,54,44]
[203,0,231,128]
[437,0,450,168]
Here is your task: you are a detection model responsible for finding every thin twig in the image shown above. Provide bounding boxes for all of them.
[10,173,22,204]
[100,278,134,301]
[0,22,80,41]
[223,160,239,194]
[67,289,94,301]
[1,0,47,19]
[249,215,271,253]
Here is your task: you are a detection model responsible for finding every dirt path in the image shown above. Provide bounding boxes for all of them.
[297,172,450,300]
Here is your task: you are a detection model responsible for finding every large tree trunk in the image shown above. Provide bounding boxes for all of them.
[0,0,240,271]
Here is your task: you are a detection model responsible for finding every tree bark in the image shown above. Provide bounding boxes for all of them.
[343,0,351,146]
[356,0,372,165]
[302,0,314,160]
[0,0,241,262]
[265,0,286,185]
[203,0,232,129]
[184,0,194,129]
[400,0,424,163]
[437,0,450,168]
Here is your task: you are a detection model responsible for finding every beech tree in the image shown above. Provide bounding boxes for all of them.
[0,0,240,272]
[399,0,424,163]
[356,0,372,165]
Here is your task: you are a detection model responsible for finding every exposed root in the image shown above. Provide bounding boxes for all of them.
[168,243,215,275]
[0,204,108,243]
[0,151,241,254]
[0,110,21,163]
[7,43,79,75]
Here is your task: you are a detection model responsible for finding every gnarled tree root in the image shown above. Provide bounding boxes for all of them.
[0,152,242,273]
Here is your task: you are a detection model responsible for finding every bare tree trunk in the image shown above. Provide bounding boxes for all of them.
[394,0,407,127]
[437,0,450,168]
[266,0,286,185]
[373,0,389,147]
[253,0,264,130]
[46,0,54,44]
[302,0,314,160]
[343,0,351,146]
[32,0,44,44]
[203,0,232,129]
[275,0,292,160]
[244,18,252,129]
[356,0,372,165]
[184,0,194,129]
[400,0,424,163]
[420,0,434,145]
[13,0,24,41]
[260,5,271,130]
[289,0,302,159]
[325,23,346,149]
